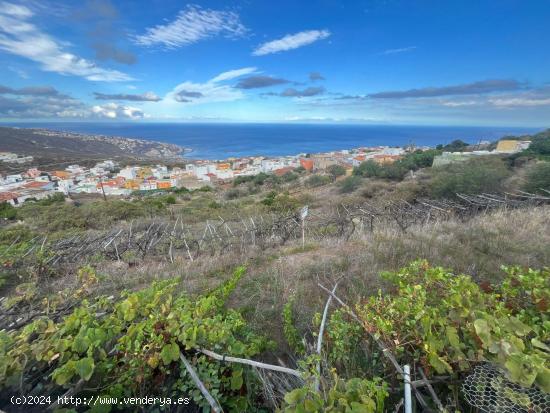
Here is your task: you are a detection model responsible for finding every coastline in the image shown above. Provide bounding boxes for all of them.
[0,123,541,162]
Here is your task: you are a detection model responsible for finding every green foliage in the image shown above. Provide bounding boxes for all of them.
[225,188,244,200]
[353,150,440,181]
[428,157,511,198]
[281,171,299,183]
[525,129,550,156]
[16,198,171,233]
[355,260,550,391]
[338,176,362,193]
[436,139,469,152]
[523,162,550,194]
[261,191,300,212]
[0,266,269,411]
[281,376,388,413]
[305,174,331,188]
[325,310,365,374]
[0,202,17,220]
[164,195,177,204]
[327,164,346,180]
[35,192,66,206]
[282,299,305,354]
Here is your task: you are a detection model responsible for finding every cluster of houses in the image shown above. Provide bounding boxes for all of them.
[0,145,411,206]
[0,160,200,206]
[0,152,34,164]
[0,139,530,207]
[187,146,409,181]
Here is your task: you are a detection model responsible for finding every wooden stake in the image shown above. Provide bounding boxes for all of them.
[179,353,222,413]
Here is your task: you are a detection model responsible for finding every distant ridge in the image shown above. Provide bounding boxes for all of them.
[0,126,185,161]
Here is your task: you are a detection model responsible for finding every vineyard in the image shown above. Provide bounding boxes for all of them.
[1,164,549,411]
[1,191,548,273]
[0,254,549,411]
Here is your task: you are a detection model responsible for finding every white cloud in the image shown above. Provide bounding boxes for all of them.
[92,102,145,119]
[164,67,257,105]
[380,46,417,55]
[134,5,247,49]
[0,2,132,81]
[210,67,257,83]
[489,97,550,107]
[253,30,330,56]
[440,100,479,107]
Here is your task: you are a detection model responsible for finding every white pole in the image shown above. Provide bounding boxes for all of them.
[301,218,305,248]
[404,364,412,413]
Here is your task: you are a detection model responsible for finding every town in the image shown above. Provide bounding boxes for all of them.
[0,138,530,206]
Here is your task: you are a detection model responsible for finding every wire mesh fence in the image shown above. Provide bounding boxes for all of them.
[463,363,550,413]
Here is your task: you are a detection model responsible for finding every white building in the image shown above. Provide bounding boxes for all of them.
[118,167,137,180]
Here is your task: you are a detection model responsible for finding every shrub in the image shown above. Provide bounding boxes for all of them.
[436,139,469,152]
[338,176,362,193]
[353,160,381,178]
[281,171,299,183]
[354,150,440,181]
[327,164,346,180]
[527,129,550,156]
[0,202,17,220]
[356,261,550,391]
[305,175,331,188]
[261,191,299,212]
[428,157,511,198]
[523,162,550,194]
[0,267,270,411]
[225,188,243,200]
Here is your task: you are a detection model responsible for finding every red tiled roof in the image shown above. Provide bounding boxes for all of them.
[0,192,19,201]
[273,167,294,176]
[23,181,49,189]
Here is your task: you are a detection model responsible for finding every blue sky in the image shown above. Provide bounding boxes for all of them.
[0,0,549,126]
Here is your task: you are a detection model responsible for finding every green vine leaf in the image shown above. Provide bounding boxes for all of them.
[160,342,180,365]
[75,357,95,381]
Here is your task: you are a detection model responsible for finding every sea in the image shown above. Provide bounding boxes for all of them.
[2,122,540,160]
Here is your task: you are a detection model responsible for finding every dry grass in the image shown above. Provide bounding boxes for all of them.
[26,205,550,354]
[229,205,550,347]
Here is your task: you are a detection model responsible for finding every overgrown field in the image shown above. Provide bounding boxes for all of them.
[1,140,549,412]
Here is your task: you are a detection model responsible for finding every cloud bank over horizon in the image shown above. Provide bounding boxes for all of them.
[0,1,548,126]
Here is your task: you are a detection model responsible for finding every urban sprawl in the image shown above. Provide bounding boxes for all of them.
[0,138,530,206]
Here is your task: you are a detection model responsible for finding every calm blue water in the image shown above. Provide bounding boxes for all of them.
[2,122,540,160]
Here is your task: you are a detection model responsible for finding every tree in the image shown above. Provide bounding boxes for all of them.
[327,164,346,181]
[429,157,511,198]
[339,176,362,193]
[528,130,550,156]
[305,175,331,188]
[353,160,381,178]
[442,139,469,152]
[0,202,17,220]
[523,162,550,194]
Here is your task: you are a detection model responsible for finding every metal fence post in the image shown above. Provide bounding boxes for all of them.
[404,364,412,413]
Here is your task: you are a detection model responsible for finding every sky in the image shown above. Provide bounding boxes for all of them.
[0,0,549,126]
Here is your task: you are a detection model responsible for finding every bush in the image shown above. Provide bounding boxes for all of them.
[305,175,331,188]
[428,157,511,198]
[356,261,550,391]
[523,162,550,194]
[0,202,17,220]
[163,195,177,204]
[327,164,346,180]
[281,172,299,183]
[354,150,440,181]
[353,160,381,178]
[338,176,362,193]
[261,191,299,212]
[527,129,550,156]
[436,139,469,152]
[224,188,243,200]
